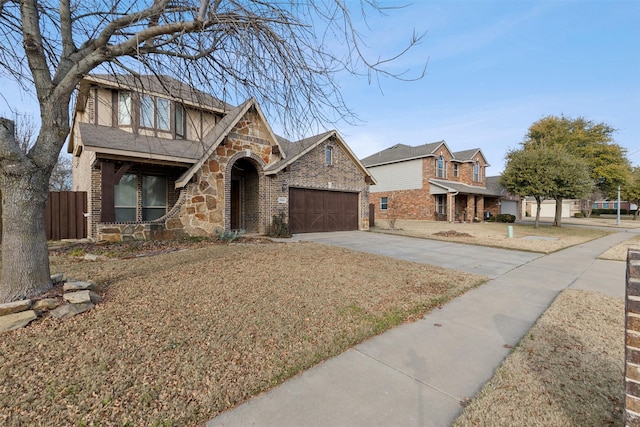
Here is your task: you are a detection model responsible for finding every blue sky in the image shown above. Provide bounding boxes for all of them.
[1,0,638,175]
[336,0,640,174]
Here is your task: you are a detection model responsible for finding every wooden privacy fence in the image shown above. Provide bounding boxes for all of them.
[0,191,87,241]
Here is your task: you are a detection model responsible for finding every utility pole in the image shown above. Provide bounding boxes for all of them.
[617,185,621,226]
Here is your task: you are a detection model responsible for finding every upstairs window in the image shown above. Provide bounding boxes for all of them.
[473,161,481,182]
[453,163,459,177]
[118,91,132,126]
[436,155,445,178]
[141,95,171,131]
[140,95,155,128]
[325,146,333,165]
[380,197,388,210]
[157,98,170,131]
[175,104,185,137]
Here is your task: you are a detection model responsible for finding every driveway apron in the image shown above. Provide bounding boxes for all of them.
[288,231,542,279]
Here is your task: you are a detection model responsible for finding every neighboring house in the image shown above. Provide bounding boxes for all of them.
[524,198,581,218]
[361,142,505,222]
[592,200,636,211]
[485,176,524,219]
[69,74,374,241]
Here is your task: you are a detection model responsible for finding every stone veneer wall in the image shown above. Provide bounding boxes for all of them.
[270,138,370,231]
[179,111,279,236]
[626,249,640,426]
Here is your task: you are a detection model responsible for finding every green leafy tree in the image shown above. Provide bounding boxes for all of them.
[500,147,557,228]
[523,115,631,215]
[546,152,593,227]
[501,146,592,227]
[623,167,640,220]
[0,1,425,303]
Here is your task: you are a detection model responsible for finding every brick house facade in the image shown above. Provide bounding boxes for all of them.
[362,142,503,222]
[69,74,373,241]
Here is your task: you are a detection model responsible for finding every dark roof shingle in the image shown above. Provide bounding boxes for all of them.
[360,141,445,167]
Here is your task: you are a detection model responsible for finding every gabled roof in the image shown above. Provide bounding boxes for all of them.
[361,142,491,168]
[360,141,446,167]
[429,179,502,196]
[84,74,233,112]
[264,130,375,183]
[76,122,203,164]
[452,148,490,166]
[175,98,284,188]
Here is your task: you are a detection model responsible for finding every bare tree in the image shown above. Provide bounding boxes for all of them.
[12,113,71,190]
[0,0,426,302]
[49,154,72,191]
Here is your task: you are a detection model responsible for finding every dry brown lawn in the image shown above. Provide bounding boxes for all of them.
[374,219,612,253]
[453,289,625,427]
[0,239,484,426]
[599,235,640,261]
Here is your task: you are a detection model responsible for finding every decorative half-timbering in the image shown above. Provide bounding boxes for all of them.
[69,74,374,241]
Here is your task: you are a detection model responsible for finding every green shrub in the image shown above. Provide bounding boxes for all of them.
[592,208,631,215]
[496,213,516,223]
[574,212,585,218]
[215,228,245,243]
[485,216,497,222]
[269,213,291,238]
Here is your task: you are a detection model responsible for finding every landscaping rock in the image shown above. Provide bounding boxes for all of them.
[0,299,32,316]
[0,310,38,333]
[32,298,63,311]
[63,281,97,292]
[50,302,95,319]
[84,254,99,261]
[63,290,102,304]
[51,273,64,284]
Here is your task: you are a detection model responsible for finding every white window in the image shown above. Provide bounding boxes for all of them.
[157,98,170,131]
[380,197,388,210]
[436,195,447,215]
[454,163,459,177]
[142,175,167,221]
[114,174,137,221]
[140,95,155,128]
[473,162,481,182]
[326,146,333,165]
[175,104,185,137]
[118,91,131,126]
[436,156,445,178]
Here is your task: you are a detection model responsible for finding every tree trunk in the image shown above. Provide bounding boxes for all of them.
[0,168,52,302]
[534,196,542,228]
[0,107,68,303]
[554,196,563,227]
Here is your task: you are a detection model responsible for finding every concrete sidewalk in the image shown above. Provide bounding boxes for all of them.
[208,231,634,427]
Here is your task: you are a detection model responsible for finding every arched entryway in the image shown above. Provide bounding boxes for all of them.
[229,158,260,232]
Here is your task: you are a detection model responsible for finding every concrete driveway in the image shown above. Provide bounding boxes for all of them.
[290,231,542,279]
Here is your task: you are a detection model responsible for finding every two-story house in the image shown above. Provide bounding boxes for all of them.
[69,74,374,241]
[361,141,502,222]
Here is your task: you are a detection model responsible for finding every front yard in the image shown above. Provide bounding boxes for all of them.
[373,219,614,253]
[0,239,484,426]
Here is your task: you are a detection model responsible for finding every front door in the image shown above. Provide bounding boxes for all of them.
[231,179,241,230]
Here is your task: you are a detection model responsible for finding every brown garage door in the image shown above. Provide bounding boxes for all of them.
[289,188,358,233]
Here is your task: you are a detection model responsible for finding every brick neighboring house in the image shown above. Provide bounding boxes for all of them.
[69,74,374,241]
[362,141,506,222]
